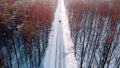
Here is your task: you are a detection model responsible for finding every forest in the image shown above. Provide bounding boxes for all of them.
[0,0,120,68]
[66,0,120,68]
[0,0,56,68]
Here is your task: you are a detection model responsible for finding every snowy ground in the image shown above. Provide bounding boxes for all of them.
[43,0,78,68]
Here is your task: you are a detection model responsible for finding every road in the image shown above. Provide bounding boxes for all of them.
[43,0,78,68]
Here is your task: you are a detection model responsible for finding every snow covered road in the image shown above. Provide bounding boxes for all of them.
[43,0,78,68]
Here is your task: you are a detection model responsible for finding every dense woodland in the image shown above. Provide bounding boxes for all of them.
[66,0,120,68]
[0,0,57,68]
[0,0,120,68]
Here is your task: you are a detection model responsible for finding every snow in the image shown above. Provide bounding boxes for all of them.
[43,0,78,68]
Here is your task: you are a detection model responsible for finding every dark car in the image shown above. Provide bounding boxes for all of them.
[59,20,61,23]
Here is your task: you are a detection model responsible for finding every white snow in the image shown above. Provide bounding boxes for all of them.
[43,0,78,68]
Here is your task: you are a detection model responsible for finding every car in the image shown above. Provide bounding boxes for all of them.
[59,20,61,23]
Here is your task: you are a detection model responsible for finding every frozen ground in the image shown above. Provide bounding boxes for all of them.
[43,0,78,68]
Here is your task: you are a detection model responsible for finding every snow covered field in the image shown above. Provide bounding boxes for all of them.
[43,0,78,68]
